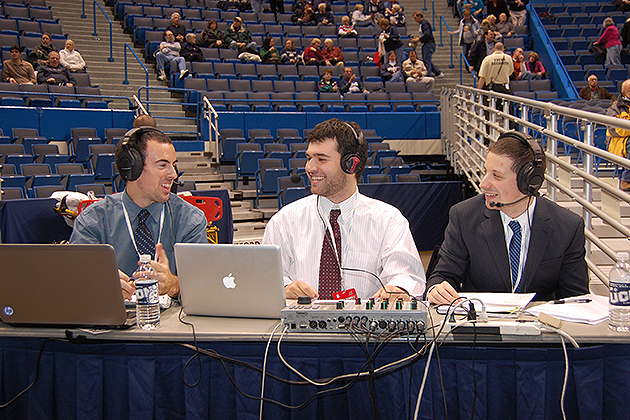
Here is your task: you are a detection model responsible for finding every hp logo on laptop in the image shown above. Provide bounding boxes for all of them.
[3,307,14,317]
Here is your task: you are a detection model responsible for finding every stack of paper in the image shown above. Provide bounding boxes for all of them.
[526,294,609,325]
[459,292,536,313]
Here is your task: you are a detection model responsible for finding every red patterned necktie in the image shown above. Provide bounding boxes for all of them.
[318,209,342,299]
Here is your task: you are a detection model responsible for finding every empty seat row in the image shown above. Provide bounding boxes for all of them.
[0,82,106,108]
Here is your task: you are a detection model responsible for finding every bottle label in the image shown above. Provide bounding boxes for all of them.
[610,281,630,306]
[135,280,159,305]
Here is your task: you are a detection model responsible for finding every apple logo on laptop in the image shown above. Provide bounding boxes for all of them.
[222,273,236,289]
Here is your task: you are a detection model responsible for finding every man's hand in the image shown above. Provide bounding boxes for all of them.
[152,243,179,298]
[371,285,411,301]
[284,280,318,299]
[427,281,460,305]
[119,269,135,300]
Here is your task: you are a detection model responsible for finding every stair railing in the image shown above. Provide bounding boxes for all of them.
[92,1,114,62]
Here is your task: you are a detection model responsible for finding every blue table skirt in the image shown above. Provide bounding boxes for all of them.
[0,337,628,420]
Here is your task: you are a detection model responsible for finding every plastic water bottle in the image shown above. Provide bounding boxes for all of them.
[134,254,160,330]
[609,252,630,332]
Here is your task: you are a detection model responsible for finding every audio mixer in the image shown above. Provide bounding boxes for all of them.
[281,299,428,333]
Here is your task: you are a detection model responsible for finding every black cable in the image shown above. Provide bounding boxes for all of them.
[469,322,477,420]
[366,332,379,420]
[434,344,449,420]
[0,338,50,409]
[177,305,203,387]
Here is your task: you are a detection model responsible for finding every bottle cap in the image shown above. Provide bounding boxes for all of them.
[618,252,629,261]
[139,254,152,263]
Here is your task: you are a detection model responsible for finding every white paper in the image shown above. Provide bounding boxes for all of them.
[525,294,609,325]
[459,292,536,313]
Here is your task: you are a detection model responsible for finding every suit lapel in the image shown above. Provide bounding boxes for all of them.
[480,206,512,291]
[521,198,551,292]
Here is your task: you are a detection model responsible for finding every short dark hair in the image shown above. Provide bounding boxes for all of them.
[489,133,547,175]
[10,45,21,53]
[307,118,367,180]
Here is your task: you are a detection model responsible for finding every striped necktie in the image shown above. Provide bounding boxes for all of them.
[318,209,342,299]
[508,220,522,292]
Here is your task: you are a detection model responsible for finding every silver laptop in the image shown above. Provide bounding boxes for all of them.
[174,243,287,319]
[0,244,131,328]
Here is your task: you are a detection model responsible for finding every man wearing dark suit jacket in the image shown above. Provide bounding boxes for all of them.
[426,131,589,304]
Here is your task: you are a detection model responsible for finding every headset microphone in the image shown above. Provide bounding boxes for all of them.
[489,195,529,208]
[290,173,302,184]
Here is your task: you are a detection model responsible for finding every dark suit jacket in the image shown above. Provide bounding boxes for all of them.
[426,195,589,301]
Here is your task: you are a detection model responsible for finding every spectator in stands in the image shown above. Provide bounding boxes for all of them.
[260,37,282,64]
[597,18,623,67]
[314,0,331,11]
[523,51,545,80]
[510,47,532,80]
[480,15,500,39]
[606,79,630,192]
[384,0,404,16]
[366,0,385,22]
[468,30,495,73]
[615,0,630,12]
[201,19,227,49]
[380,50,404,82]
[294,4,317,26]
[133,114,157,128]
[403,49,435,91]
[322,38,344,66]
[155,30,189,82]
[3,45,36,84]
[218,0,252,12]
[387,4,406,27]
[507,0,528,26]
[339,66,369,94]
[411,12,444,78]
[318,68,338,92]
[487,0,510,21]
[59,40,86,72]
[377,18,405,67]
[292,0,311,15]
[352,3,374,27]
[30,32,56,69]
[262,119,425,300]
[225,17,259,54]
[37,51,76,86]
[303,38,325,65]
[251,0,263,15]
[280,38,301,64]
[457,0,484,20]
[181,33,204,62]
[450,7,481,59]
[580,74,616,101]
[338,15,358,38]
[622,17,630,51]
[166,12,187,44]
[494,13,514,38]
[70,128,207,300]
[315,2,334,26]
[270,0,285,15]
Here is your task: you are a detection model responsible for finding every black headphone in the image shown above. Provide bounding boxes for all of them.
[497,131,545,196]
[340,122,365,174]
[116,127,163,182]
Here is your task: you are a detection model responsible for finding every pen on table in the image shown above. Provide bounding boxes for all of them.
[552,298,592,304]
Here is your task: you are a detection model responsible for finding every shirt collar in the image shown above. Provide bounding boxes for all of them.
[317,189,359,223]
[499,196,537,227]
[122,190,164,222]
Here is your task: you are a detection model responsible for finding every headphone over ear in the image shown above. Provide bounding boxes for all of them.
[497,131,545,196]
[340,123,365,174]
[117,127,162,182]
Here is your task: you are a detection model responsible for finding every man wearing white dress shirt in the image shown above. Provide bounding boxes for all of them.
[262,118,426,300]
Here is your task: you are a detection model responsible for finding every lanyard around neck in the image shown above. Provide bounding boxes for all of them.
[121,194,165,260]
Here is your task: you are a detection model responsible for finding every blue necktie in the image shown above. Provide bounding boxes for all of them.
[508,220,522,292]
[318,209,342,299]
[135,209,155,259]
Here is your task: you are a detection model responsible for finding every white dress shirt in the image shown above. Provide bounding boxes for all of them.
[262,190,426,298]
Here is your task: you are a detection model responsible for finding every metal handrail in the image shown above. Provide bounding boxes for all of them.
[459,53,476,87]
[132,95,149,116]
[92,1,114,62]
[438,15,454,68]
[442,85,630,287]
[203,97,220,165]
[123,44,149,102]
